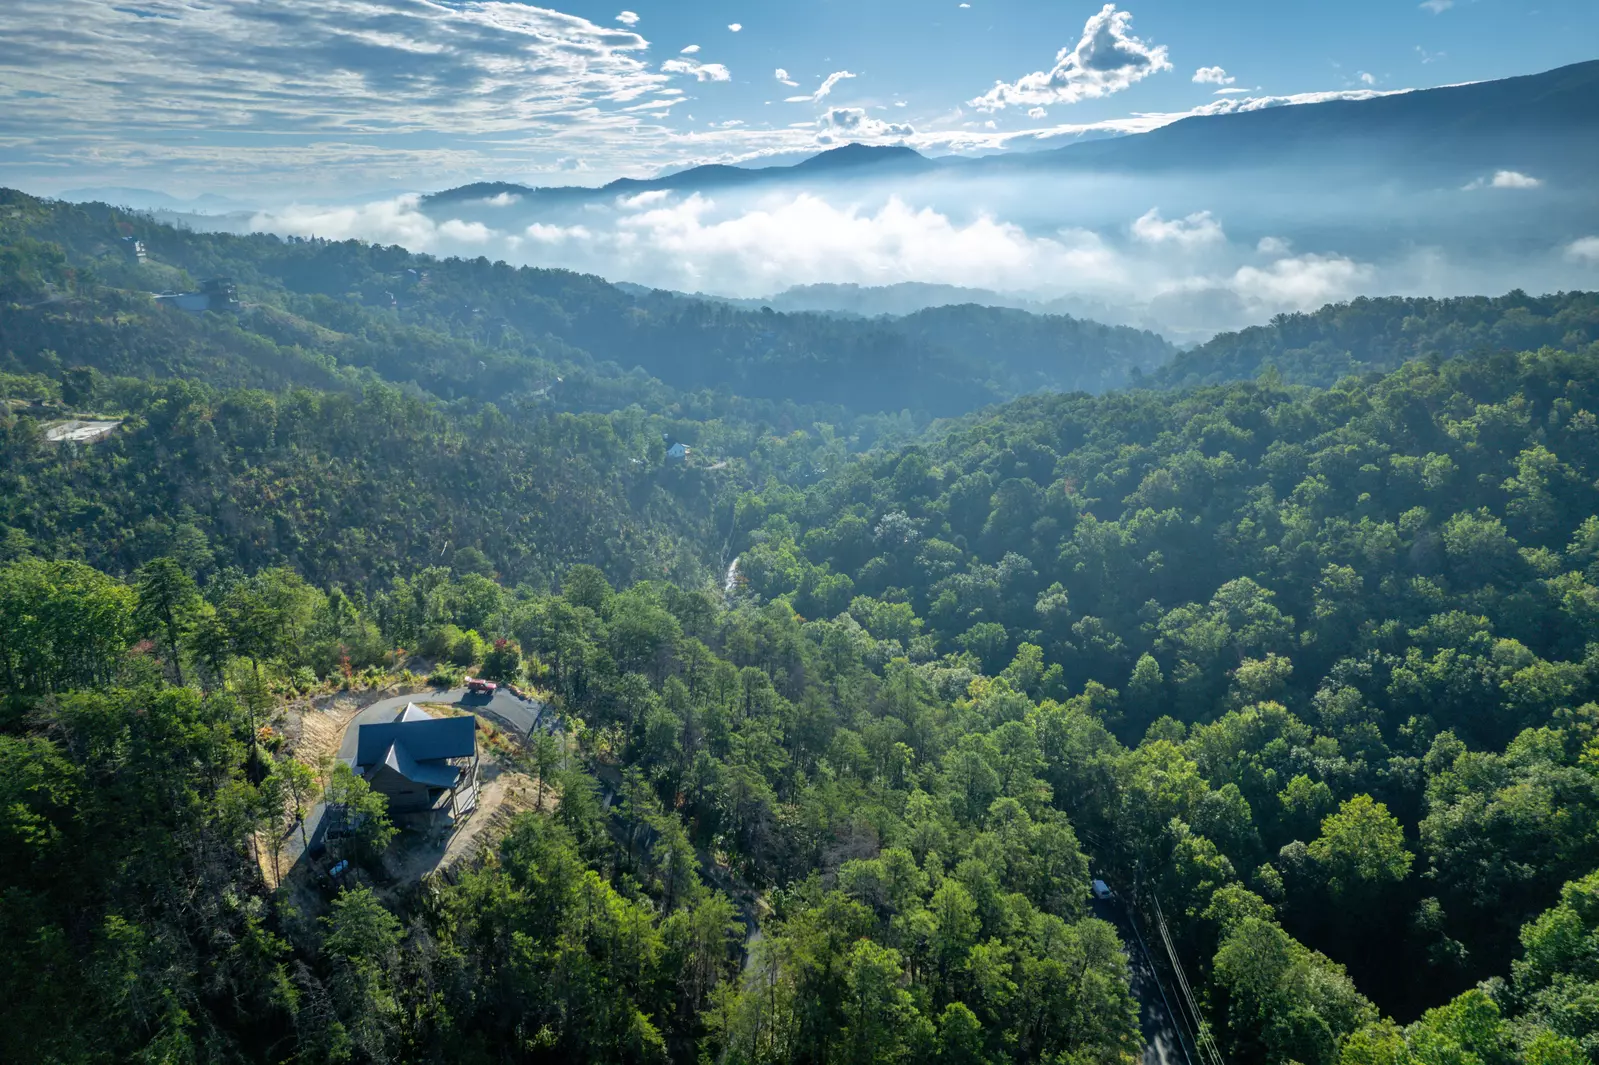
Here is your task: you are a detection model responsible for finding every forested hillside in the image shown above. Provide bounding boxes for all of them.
[1160,290,1599,388]
[10,187,1599,1065]
[736,345,1599,1041]
[0,374,737,588]
[10,350,1599,1064]
[1,189,1174,416]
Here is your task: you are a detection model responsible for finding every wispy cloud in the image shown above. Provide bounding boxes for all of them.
[775,68,799,87]
[786,70,857,103]
[1419,0,1452,13]
[0,0,666,137]
[971,4,1171,111]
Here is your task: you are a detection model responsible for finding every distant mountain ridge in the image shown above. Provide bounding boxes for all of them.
[426,59,1599,207]
[428,144,934,208]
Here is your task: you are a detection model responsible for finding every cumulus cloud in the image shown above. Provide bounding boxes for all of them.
[1193,66,1234,85]
[787,70,857,103]
[1229,253,1376,309]
[971,4,1171,111]
[1566,237,1599,263]
[728,23,743,32]
[1464,170,1543,190]
[1132,208,1225,247]
[775,69,798,87]
[681,44,701,54]
[1028,107,1048,119]
[815,107,914,144]
[615,10,639,25]
[663,59,732,82]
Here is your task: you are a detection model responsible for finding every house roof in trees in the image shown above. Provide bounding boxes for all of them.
[378,739,460,789]
[355,713,475,767]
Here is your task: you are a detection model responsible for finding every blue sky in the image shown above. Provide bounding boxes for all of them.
[0,0,1594,201]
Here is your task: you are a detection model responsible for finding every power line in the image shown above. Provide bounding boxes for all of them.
[1120,891,1197,1065]
[1150,894,1226,1065]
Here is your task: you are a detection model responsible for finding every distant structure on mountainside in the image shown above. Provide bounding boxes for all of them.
[153,277,240,313]
[662,432,693,464]
[353,703,479,821]
[121,236,147,264]
[43,419,121,445]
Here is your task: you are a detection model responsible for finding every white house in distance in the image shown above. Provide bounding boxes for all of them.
[353,704,478,821]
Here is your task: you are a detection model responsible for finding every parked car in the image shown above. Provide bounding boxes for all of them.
[466,677,497,695]
[1092,879,1115,900]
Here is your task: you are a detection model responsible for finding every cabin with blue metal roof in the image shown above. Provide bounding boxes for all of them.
[354,703,478,820]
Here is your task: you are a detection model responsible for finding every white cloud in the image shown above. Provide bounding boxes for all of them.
[971,4,1171,111]
[1257,236,1292,255]
[815,107,914,144]
[1132,208,1225,248]
[1229,253,1375,309]
[246,191,1387,333]
[787,70,858,103]
[1213,88,1250,95]
[1568,237,1599,263]
[1358,72,1377,86]
[618,189,673,209]
[775,68,798,87]
[602,194,1124,294]
[525,221,592,244]
[616,10,640,25]
[681,44,701,54]
[1420,0,1452,12]
[481,192,522,207]
[728,23,743,32]
[1464,170,1544,190]
[1193,66,1234,86]
[1028,107,1048,119]
[663,59,732,82]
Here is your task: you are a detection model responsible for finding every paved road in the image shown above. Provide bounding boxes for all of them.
[281,686,552,875]
[1092,896,1194,1065]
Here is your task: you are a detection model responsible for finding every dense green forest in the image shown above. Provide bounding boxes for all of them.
[1160,291,1599,388]
[8,186,1599,1064]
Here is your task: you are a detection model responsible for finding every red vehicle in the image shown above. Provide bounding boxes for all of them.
[466,677,498,695]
